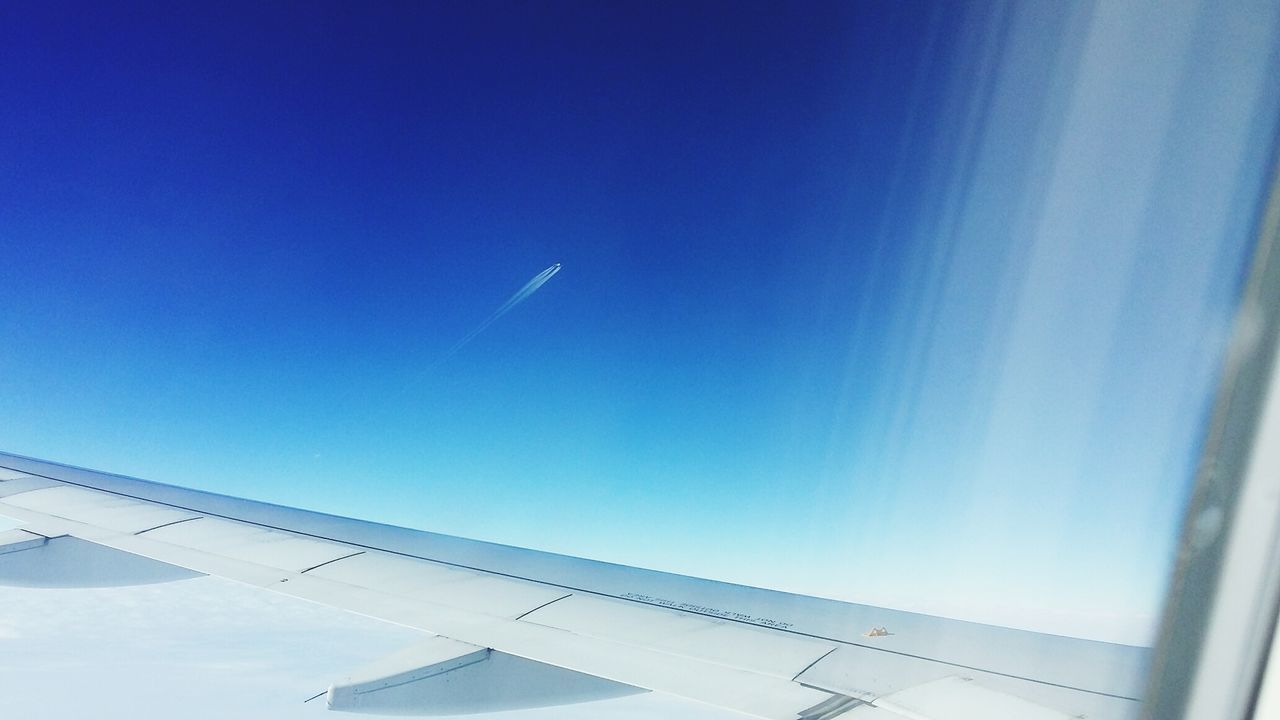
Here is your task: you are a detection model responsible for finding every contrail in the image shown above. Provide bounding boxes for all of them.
[440,263,561,361]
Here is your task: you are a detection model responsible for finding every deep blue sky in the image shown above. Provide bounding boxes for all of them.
[3,1,1279,643]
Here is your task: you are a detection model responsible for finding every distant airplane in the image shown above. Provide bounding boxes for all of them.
[0,450,1145,719]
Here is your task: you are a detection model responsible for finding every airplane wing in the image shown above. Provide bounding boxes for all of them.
[0,451,1147,719]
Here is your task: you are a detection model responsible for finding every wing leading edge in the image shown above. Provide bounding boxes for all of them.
[0,451,1147,719]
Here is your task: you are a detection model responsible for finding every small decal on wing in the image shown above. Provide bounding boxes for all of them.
[620,592,794,629]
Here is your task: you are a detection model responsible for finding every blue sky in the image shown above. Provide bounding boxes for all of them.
[2,0,1280,674]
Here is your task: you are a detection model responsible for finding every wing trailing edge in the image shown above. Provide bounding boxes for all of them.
[327,635,645,715]
[0,530,202,587]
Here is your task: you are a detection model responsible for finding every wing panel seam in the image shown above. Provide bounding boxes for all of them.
[513,593,573,621]
[791,647,840,682]
[299,551,366,574]
[134,516,203,535]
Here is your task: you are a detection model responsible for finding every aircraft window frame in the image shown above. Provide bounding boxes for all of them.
[1147,153,1280,720]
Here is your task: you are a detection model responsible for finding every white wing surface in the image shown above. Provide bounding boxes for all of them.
[0,451,1147,719]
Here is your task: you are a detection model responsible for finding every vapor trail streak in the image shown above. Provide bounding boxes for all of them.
[440,263,561,361]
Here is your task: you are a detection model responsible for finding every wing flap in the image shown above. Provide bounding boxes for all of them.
[839,708,910,719]
[327,635,644,715]
[0,528,46,555]
[0,533,202,587]
[796,644,1140,719]
[872,676,1074,720]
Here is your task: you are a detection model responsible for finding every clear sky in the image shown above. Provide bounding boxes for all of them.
[2,7,1280,715]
